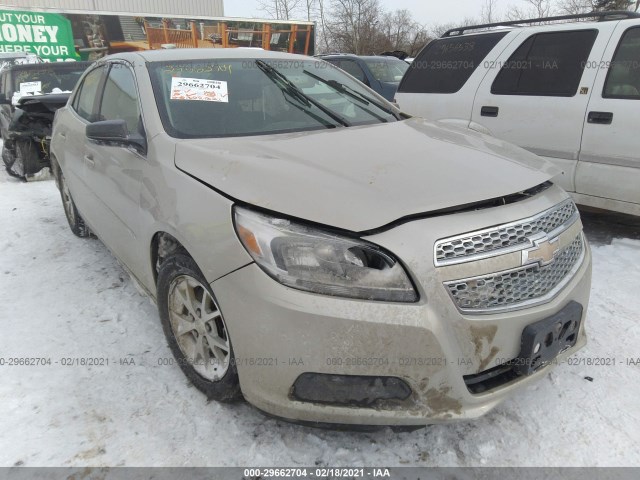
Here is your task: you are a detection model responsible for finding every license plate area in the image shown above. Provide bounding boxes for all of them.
[514,301,583,376]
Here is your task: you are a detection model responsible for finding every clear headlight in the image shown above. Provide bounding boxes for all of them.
[234,207,418,303]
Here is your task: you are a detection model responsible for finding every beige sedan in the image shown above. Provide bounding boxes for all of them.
[50,48,591,427]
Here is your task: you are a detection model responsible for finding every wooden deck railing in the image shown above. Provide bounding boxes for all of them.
[146,21,313,55]
[145,21,199,49]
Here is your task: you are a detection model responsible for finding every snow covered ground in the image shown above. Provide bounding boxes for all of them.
[0,167,639,467]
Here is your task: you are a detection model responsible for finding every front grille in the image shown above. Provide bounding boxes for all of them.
[435,200,578,265]
[445,234,584,313]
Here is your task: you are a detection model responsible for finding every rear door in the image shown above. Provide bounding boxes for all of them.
[577,23,640,208]
[53,64,107,215]
[471,25,616,193]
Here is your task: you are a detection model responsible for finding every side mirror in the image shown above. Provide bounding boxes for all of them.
[86,119,147,154]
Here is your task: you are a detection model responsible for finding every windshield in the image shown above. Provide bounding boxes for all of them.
[363,58,409,83]
[148,59,399,139]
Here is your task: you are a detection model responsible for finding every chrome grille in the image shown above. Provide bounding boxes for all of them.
[435,200,578,265]
[445,234,585,313]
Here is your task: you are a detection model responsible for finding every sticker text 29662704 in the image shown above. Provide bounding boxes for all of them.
[170,77,228,102]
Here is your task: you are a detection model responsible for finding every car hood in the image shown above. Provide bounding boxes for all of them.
[174,117,558,232]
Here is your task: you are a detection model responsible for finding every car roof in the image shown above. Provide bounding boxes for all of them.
[109,48,313,63]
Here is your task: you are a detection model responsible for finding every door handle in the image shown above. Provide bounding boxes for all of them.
[84,155,95,167]
[481,106,499,117]
[58,131,66,139]
[588,111,613,125]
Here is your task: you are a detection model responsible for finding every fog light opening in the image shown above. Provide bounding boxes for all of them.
[291,373,412,408]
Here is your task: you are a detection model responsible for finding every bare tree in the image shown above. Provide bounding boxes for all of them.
[315,0,333,52]
[377,9,431,56]
[304,0,316,21]
[592,0,635,9]
[558,0,637,13]
[557,0,592,14]
[481,0,500,23]
[506,0,555,19]
[430,17,479,37]
[258,0,303,20]
[528,0,555,15]
[325,0,383,54]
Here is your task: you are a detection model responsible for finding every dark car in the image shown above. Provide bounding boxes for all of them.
[318,54,409,101]
[1,61,92,178]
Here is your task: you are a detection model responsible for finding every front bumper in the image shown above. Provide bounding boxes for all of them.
[212,236,591,426]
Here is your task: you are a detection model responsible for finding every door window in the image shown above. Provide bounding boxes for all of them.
[603,27,640,100]
[335,60,368,84]
[98,64,141,134]
[73,66,105,121]
[491,30,598,97]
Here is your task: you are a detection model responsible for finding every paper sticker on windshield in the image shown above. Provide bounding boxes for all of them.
[20,81,42,94]
[170,77,228,102]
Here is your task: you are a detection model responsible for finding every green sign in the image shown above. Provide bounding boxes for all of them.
[0,10,80,61]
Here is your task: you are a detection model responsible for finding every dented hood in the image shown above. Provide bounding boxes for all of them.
[174,118,558,232]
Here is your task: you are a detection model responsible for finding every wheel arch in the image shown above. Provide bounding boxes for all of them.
[150,230,195,287]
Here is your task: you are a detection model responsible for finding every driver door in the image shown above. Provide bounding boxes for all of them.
[83,61,147,274]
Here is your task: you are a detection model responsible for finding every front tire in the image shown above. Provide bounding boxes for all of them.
[157,253,241,402]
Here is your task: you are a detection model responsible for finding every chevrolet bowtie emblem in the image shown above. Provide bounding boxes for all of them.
[522,236,560,266]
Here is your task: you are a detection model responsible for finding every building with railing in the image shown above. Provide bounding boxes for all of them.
[0,1,316,61]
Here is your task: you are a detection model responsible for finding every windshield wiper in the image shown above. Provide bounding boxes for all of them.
[302,70,401,121]
[255,60,350,127]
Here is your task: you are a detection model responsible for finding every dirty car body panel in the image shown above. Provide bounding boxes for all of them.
[50,49,592,426]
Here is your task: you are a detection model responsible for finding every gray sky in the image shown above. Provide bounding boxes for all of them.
[224,0,514,26]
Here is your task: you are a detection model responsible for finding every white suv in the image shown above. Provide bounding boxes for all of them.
[396,11,640,217]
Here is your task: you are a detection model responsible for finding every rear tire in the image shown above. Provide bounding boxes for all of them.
[15,139,40,178]
[2,141,22,179]
[157,253,241,403]
[58,169,91,238]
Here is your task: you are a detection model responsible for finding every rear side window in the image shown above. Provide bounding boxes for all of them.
[604,27,640,100]
[492,30,598,97]
[73,66,104,122]
[332,59,368,84]
[398,32,508,94]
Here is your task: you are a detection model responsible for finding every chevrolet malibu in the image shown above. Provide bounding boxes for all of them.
[50,49,592,427]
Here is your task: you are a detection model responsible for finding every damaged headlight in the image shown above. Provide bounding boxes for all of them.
[234,207,418,303]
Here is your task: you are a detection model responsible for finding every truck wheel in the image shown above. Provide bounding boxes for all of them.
[157,253,242,403]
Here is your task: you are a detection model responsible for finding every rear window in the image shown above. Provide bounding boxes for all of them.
[10,63,89,98]
[363,58,409,83]
[491,30,598,97]
[398,32,508,94]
